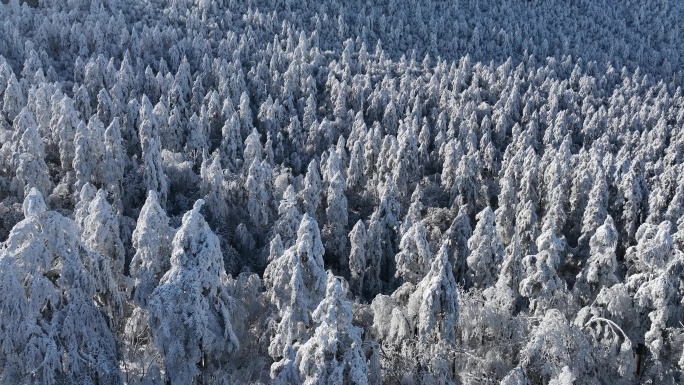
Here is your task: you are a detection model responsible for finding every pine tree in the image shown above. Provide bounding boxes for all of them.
[275,184,303,248]
[81,189,126,285]
[407,242,458,345]
[199,150,229,223]
[393,125,419,196]
[348,220,367,297]
[493,224,526,300]
[271,346,302,385]
[516,148,540,255]
[521,308,601,384]
[52,95,80,172]
[130,190,174,307]
[519,228,570,316]
[404,242,459,384]
[246,159,273,228]
[495,153,520,246]
[347,140,366,190]
[163,106,185,152]
[323,171,349,263]
[265,214,329,381]
[467,207,504,289]
[443,204,472,286]
[300,159,323,218]
[395,220,431,284]
[441,138,463,191]
[620,159,648,245]
[575,216,619,305]
[15,120,52,198]
[0,188,122,384]
[3,73,25,121]
[286,115,304,172]
[243,127,263,169]
[185,112,209,165]
[148,200,239,384]
[87,115,107,186]
[139,95,169,206]
[103,117,125,212]
[296,272,369,385]
[500,367,530,385]
[268,254,311,363]
[264,214,327,315]
[574,284,637,384]
[579,165,609,254]
[220,112,244,170]
[72,120,94,200]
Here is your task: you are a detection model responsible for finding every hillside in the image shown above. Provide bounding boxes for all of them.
[0,0,683,383]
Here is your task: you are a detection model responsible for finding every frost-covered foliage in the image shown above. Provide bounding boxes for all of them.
[574,215,620,304]
[130,190,174,307]
[264,214,329,383]
[348,219,367,297]
[395,219,431,284]
[468,207,504,289]
[0,189,122,384]
[81,189,126,286]
[148,200,238,384]
[408,242,458,346]
[519,228,570,316]
[296,272,369,385]
[1,0,684,383]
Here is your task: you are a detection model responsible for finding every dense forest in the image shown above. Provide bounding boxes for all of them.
[1,0,683,384]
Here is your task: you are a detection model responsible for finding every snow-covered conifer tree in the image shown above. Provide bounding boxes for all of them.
[246,158,273,228]
[519,228,570,316]
[347,139,366,190]
[51,95,80,172]
[103,117,125,211]
[483,224,527,313]
[500,367,530,385]
[467,207,504,289]
[395,220,431,284]
[15,119,51,198]
[265,214,329,380]
[275,184,303,248]
[148,200,239,384]
[495,153,520,246]
[130,190,174,307]
[620,159,648,245]
[579,165,609,254]
[296,272,369,385]
[199,150,229,223]
[407,242,458,345]
[0,189,122,384]
[300,159,323,218]
[3,73,24,121]
[403,242,459,383]
[575,215,619,304]
[323,171,349,263]
[443,204,472,286]
[348,220,367,297]
[521,310,590,384]
[268,258,310,383]
[139,95,169,206]
[81,189,126,284]
[243,127,263,169]
[441,138,463,190]
[264,213,327,314]
[220,112,243,170]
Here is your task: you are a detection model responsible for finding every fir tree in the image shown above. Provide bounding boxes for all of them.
[148,200,239,384]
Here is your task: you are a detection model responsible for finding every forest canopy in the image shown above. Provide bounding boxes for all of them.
[0,0,683,384]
